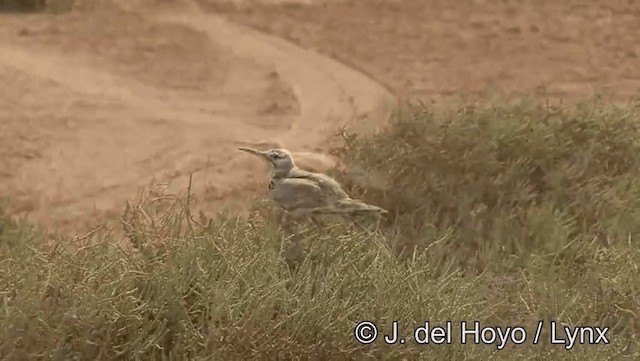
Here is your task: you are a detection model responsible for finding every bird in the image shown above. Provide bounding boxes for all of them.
[238,147,387,229]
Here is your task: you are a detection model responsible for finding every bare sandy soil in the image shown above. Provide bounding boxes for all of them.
[2,0,639,235]
[219,0,640,102]
[0,0,392,235]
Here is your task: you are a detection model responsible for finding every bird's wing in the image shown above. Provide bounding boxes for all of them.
[287,169,349,200]
[272,177,328,211]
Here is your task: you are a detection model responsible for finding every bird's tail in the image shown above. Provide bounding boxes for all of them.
[299,199,388,217]
[333,198,388,215]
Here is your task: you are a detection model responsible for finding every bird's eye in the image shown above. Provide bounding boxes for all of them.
[271,153,282,159]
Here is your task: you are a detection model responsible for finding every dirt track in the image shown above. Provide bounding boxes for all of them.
[2,0,640,235]
[0,1,393,234]
[222,0,640,102]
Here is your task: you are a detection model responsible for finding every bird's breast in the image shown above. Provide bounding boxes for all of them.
[268,179,288,201]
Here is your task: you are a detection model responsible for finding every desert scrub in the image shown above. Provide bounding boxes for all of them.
[0,0,74,12]
[337,97,640,264]
[0,0,46,12]
[1,98,639,360]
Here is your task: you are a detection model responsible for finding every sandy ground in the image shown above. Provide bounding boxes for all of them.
[2,0,639,235]
[219,0,640,102]
[0,0,392,235]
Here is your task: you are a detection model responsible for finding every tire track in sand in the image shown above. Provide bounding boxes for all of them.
[0,2,396,234]
[153,3,396,148]
[151,3,396,207]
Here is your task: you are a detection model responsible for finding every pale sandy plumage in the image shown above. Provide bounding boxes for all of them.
[238,147,387,226]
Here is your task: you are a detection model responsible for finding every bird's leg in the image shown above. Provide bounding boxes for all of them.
[310,215,325,231]
[347,213,366,231]
[348,212,380,238]
[277,208,300,235]
[290,208,329,232]
[290,209,324,236]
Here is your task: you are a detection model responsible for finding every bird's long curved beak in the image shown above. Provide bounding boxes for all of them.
[238,147,270,162]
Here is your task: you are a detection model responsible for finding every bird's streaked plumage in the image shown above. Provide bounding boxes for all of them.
[238,147,387,223]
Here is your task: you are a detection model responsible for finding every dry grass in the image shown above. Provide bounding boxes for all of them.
[0,0,74,12]
[0,0,45,11]
[1,98,640,360]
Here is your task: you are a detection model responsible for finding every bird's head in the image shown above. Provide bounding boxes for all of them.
[238,147,295,174]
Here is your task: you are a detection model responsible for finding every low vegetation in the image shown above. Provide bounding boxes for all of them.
[1,97,639,360]
[0,0,74,13]
[0,0,45,12]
